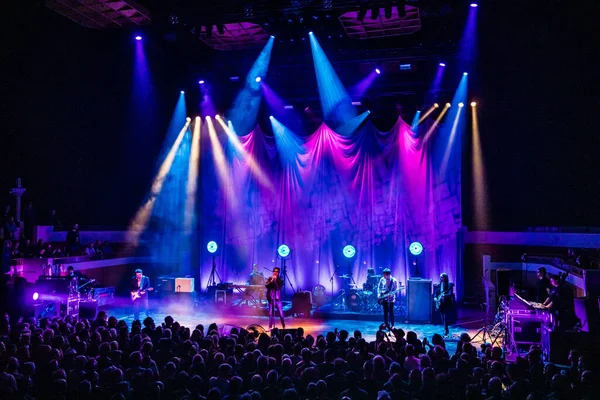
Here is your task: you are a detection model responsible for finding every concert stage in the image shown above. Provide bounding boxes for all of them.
[103,296,482,353]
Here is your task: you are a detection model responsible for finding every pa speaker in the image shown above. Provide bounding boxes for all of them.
[407,278,432,323]
[79,300,98,320]
[496,269,511,296]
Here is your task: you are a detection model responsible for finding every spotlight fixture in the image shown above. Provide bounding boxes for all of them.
[277,244,291,258]
[135,35,142,41]
[198,80,205,84]
[439,62,446,67]
[207,241,218,254]
[33,292,39,301]
[458,102,465,108]
[409,241,424,256]
[309,31,313,35]
[370,7,379,19]
[463,72,469,76]
[255,77,261,82]
[434,103,440,108]
[269,115,274,119]
[245,3,254,18]
[471,3,478,7]
[186,117,191,122]
[446,103,451,108]
[270,35,275,38]
[375,68,381,74]
[343,245,356,258]
[180,90,185,94]
[471,101,477,107]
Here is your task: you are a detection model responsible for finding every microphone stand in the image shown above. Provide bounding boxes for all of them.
[329,265,340,303]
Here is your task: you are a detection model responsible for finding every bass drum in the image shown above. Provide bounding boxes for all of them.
[346,292,364,312]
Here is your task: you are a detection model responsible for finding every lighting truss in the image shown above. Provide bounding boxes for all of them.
[200,22,270,51]
[339,5,421,39]
[45,0,151,29]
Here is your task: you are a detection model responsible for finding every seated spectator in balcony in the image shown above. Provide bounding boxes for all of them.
[41,244,54,258]
[10,242,22,258]
[101,241,113,256]
[52,246,65,257]
[85,243,96,257]
[21,239,34,257]
[4,217,18,241]
[66,224,81,256]
[49,208,60,226]
[35,239,45,258]
[94,240,103,255]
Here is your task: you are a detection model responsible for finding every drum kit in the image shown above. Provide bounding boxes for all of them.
[334,273,399,313]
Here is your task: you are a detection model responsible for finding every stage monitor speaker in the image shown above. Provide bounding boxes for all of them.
[407,278,432,323]
[159,277,176,293]
[291,291,312,317]
[215,290,229,306]
[496,269,511,297]
[79,300,98,320]
[175,278,195,293]
[541,325,600,364]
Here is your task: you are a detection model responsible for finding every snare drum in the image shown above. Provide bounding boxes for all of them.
[346,292,363,312]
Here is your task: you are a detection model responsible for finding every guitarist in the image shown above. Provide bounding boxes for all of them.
[434,273,454,336]
[377,268,399,329]
[130,269,151,321]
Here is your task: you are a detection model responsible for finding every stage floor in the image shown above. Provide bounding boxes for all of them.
[103,297,482,354]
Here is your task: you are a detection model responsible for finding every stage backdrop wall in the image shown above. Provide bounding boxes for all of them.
[197,116,462,297]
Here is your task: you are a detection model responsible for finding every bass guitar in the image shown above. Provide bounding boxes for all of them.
[131,287,153,301]
[377,289,398,305]
[434,288,453,311]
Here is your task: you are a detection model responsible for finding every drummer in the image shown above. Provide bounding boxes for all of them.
[363,267,379,292]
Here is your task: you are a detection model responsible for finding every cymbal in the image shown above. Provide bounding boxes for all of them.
[367,275,382,279]
[338,275,353,279]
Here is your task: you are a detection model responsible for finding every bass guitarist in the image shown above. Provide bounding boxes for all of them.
[434,273,454,336]
[130,269,152,321]
[377,268,399,329]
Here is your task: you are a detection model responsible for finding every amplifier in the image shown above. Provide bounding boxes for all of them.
[407,279,432,323]
[541,325,599,364]
[67,297,79,317]
[175,278,195,293]
[291,291,312,317]
[92,286,115,307]
[157,277,176,294]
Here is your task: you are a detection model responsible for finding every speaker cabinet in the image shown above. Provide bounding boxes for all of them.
[175,278,195,293]
[496,269,511,296]
[407,278,432,323]
[79,300,98,320]
[291,291,312,317]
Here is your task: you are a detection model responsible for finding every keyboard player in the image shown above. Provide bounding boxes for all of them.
[247,264,265,306]
[535,267,552,303]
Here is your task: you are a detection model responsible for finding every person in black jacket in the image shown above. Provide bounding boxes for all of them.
[130,269,151,321]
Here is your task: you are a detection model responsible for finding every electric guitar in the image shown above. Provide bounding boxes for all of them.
[435,287,453,311]
[131,287,153,301]
[378,289,398,305]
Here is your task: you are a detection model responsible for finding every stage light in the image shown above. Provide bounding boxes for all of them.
[271,35,275,38]
[458,102,465,108]
[463,72,469,76]
[180,90,185,94]
[309,31,313,35]
[199,80,205,84]
[446,103,451,108]
[33,292,39,301]
[471,3,478,7]
[135,35,142,41]
[255,77,261,82]
[186,117,191,122]
[207,241,218,253]
[434,103,440,108]
[375,68,381,74]
[471,101,477,107]
[409,242,424,256]
[343,245,356,258]
[277,244,291,258]
[439,62,446,67]
[269,115,273,119]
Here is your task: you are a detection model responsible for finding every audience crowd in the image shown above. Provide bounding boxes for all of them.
[0,312,597,400]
